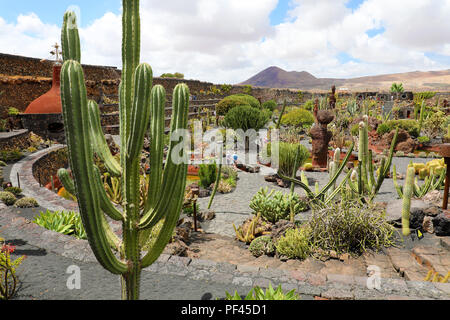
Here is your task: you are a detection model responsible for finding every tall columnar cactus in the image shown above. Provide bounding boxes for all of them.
[57,1,189,300]
[402,166,416,236]
[279,143,354,208]
[349,120,398,201]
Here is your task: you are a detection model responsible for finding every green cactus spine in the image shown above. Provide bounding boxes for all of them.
[402,166,415,236]
[59,1,189,300]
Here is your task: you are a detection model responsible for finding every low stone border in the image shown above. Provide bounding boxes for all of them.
[4,148,450,300]
[9,145,78,213]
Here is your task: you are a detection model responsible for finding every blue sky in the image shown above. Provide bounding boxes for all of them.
[0,0,448,84]
[0,0,121,27]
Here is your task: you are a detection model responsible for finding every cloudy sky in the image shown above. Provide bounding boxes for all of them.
[0,0,449,84]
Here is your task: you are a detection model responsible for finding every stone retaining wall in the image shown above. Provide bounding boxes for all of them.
[0,129,30,151]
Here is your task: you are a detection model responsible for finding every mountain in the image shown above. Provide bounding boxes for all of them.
[240,66,450,92]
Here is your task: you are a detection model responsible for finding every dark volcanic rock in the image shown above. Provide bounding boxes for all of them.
[432,212,450,236]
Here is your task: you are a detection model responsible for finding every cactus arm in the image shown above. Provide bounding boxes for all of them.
[144,85,166,212]
[60,60,127,275]
[368,150,376,188]
[208,155,223,210]
[93,166,124,221]
[276,100,287,129]
[61,11,81,62]
[402,166,415,236]
[88,100,122,176]
[433,169,446,190]
[141,164,187,268]
[300,171,310,189]
[277,174,316,199]
[358,122,369,190]
[392,165,404,198]
[325,170,352,205]
[316,142,354,199]
[279,143,354,201]
[127,63,153,161]
[372,128,398,197]
[139,84,189,230]
[57,168,76,195]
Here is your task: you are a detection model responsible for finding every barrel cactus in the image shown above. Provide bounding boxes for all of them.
[58,1,189,300]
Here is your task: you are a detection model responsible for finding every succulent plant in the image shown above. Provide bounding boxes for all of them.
[14,197,38,208]
[0,191,16,206]
[249,236,275,258]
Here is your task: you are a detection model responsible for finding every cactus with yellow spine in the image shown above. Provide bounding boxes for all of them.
[57,1,189,300]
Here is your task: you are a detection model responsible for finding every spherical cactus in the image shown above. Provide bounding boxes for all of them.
[14,197,39,208]
[249,236,275,258]
[0,191,16,206]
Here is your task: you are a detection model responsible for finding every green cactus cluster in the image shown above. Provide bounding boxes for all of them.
[393,161,446,199]
[57,1,189,300]
[279,144,354,208]
[347,118,398,202]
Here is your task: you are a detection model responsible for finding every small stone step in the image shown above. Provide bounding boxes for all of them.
[411,246,449,276]
[441,238,450,251]
[384,247,430,282]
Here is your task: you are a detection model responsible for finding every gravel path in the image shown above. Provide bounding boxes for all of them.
[3,231,257,300]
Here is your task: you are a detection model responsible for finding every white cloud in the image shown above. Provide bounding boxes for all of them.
[0,0,449,83]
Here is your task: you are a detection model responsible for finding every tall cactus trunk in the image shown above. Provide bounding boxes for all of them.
[59,1,189,300]
[402,166,415,236]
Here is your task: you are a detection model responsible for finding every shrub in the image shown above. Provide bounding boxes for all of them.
[262,100,277,112]
[423,110,445,139]
[250,187,309,223]
[307,201,396,255]
[275,227,311,260]
[4,187,22,196]
[0,192,16,206]
[276,142,310,178]
[249,236,275,257]
[14,197,39,208]
[0,236,25,300]
[351,124,360,137]
[216,94,260,116]
[303,100,314,111]
[407,153,416,158]
[377,123,391,136]
[418,136,430,144]
[280,108,314,128]
[226,284,300,301]
[217,180,234,194]
[395,151,405,157]
[0,161,6,167]
[418,152,428,158]
[224,105,270,131]
[0,150,23,163]
[198,162,217,188]
[33,210,86,240]
[380,120,420,138]
[7,108,20,116]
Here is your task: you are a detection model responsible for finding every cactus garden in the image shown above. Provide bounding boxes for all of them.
[0,0,449,303]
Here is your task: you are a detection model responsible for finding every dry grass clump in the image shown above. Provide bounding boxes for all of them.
[308,200,396,255]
